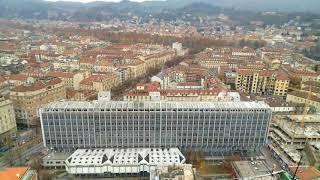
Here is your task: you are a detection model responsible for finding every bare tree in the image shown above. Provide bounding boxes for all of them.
[3,136,15,166]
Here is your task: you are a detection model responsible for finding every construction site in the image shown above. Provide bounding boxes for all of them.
[269,114,320,178]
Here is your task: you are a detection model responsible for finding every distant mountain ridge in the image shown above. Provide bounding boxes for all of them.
[0,0,319,22]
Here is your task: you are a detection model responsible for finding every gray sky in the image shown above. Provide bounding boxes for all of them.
[47,0,151,2]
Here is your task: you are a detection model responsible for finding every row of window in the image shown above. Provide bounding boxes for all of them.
[45,108,269,113]
[46,138,265,145]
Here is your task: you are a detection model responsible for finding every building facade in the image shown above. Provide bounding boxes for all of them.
[79,73,120,92]
[0,97,16,143]
[236,69,289,97]
[10,77,66,127]
[40,101,272,154]
[46,71,85,90]
[286,91,320,112]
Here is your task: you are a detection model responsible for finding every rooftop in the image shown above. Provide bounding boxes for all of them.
[79,57,96,64]
[232,161,272,179]
[0,167,29,180]
[288,91,320,102]
[79,73,117,85]
[40,100,271,111]
[46,71,75,78]
[66,148,185,166]
[12,77,62,92]
[289,166,320,180]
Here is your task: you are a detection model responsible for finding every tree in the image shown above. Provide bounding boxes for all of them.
[38,170,53,180]
[238,39,246,47]
[3,136,15,166]
[30,156,42,173]
[289,75,302,88]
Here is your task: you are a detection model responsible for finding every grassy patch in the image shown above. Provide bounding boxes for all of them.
[198,164,233,175]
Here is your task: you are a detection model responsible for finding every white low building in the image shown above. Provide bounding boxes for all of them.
[65,148,186,176]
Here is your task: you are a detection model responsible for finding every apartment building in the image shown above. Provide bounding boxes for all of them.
[79,57,96,71]
[40,100,272,154]
[79,73,120,92]
[0,97,16,143]
[236,69,289,97]
[140,50,176,70]
[282,65,320,83]
[124,82,238,102]
[10,77,66,127]
[127,60,146,79]
[286,91,320,111]
[46,71,85,90]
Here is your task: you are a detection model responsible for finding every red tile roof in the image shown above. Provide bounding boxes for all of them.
[289,166,320,180]
[46,71,75,79]
[276,72,289,81]
[0,167,29,180]
[0,76,7,83]
[12,78,62,92]
[80,73,116,86]
[127,59,145,66]
[8,74,28,81]
[259,70,273,77]
[107,44,132,49]
[238,69,256,75]
[96,60,114,67]
[79,57,96,64]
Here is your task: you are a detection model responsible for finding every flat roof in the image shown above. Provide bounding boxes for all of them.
[43,152,71,161]
[288,115,320,123]
[66,148,185,167]
[233,161,271,178]
[41,100,270,111]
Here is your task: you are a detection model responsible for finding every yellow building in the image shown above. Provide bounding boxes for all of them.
[9,77,66,127]
[236,69,289,97]
[79,73,120,92]
[140,50,176,70]
[0,97,16,143]
[127,60,146,79]
[273,74,290,96]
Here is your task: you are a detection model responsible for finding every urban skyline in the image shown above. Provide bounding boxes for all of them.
[0,0,320,179]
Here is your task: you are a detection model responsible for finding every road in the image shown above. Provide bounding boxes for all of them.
[0,142,45,167]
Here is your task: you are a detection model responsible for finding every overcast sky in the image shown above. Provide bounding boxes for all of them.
[47,0,152,2]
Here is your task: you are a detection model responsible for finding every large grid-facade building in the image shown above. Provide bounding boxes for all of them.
[40,101,272,154]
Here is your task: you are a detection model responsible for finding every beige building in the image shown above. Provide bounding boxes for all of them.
[9,77,66,127]
[46,71,85,90]
[0,97,16,143]
[127,60,146,79]
[124,89,236,102]
[274,74,290,96]
[286,91,320,111]
[236,69,289,97]
[140,50,176,70]
[124,83,239,102]
[79,73,120,92]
